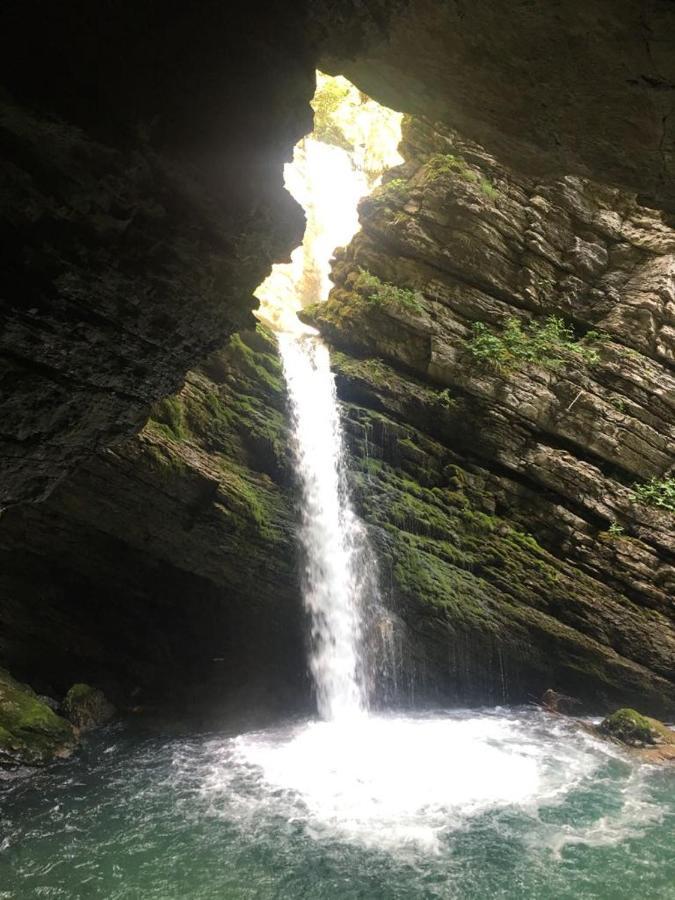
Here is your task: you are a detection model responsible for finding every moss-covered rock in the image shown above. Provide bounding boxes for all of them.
[63,684,115,731]
[598,708,674,747]
[0,669,74,766]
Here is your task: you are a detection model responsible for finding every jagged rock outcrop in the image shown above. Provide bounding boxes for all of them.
[303,116,675,716]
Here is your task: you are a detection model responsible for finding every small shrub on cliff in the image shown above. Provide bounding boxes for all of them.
[311,78,352,151]
[352,268,425,314]
[467,316,599,372]
[373,178,409,203]
[425,153,499,200]
[631,476,675,513]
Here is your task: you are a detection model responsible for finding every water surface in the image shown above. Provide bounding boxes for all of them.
[1,707,674,899]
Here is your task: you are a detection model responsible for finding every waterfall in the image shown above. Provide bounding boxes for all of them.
[278,331,373,721]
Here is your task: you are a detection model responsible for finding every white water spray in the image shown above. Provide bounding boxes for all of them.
[278,332,370,720]
[255,73,403,719]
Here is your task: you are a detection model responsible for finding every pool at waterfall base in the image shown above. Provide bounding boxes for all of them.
[2,707,674,899]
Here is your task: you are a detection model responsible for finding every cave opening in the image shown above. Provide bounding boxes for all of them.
[255,70,403,333]
[1,14,675,895]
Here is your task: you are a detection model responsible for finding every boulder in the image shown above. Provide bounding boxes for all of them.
[597,707,675,763]
[0,668,74,766]
[63,684,115,732]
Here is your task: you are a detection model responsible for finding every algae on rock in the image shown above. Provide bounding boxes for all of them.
[0,669,74,766]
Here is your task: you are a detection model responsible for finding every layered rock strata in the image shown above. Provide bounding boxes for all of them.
[303,116,675,715]
[0,330,308,714]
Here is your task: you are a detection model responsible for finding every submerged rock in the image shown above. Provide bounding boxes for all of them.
[63,684,115,732]
[0,669,74,766]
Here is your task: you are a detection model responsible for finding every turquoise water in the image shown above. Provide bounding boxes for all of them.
[1,708,674,899]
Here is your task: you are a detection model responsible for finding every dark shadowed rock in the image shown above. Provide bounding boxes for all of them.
[63,684,115,731]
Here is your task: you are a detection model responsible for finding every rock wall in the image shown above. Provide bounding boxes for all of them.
[2,3,675,719]
[304,116,675,716]
[0,329,309,716]
[0,2,313,508]
[2,0,674,508]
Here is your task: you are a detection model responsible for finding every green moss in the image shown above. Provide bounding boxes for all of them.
[466,316,600,372]
[217,458,285,541]
[423,154,499,200]
[0,669,73,765]
[150,395,187,441]
[65,683,92,704]
[228,332,284,395]
[351,268,425,314]
[371,178,409,204]
[479,178,499,200]
[599,708,656,745]
[144,440,190,478]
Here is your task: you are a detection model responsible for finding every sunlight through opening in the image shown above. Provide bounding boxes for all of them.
[254,71,403,333]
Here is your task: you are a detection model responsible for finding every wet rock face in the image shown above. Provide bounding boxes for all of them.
[305,116,675,716]
[1,2,675,714]
[0,330,308,714]
[1,1,674,510]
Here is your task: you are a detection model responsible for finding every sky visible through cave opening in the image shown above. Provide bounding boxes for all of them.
[255,71,403,332]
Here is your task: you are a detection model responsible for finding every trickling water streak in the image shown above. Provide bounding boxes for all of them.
[278,331,373,720]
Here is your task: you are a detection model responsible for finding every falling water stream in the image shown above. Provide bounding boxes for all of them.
[1,73,674,898]
[277,331,369,720]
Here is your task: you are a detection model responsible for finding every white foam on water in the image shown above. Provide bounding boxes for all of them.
[199,711,661,856]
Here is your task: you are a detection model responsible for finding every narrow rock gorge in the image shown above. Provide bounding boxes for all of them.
[2,5,675,895]
[1,1,674,731]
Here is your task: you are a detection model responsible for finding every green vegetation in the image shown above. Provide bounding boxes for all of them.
[372,177,409,205]
[599,708,656,745]
[311,77,352,151]
[479,178,498,199]
[425,153,499,199]
[466,316,600,371]
[352,268,425,314]
[607,522,625,538]
[0,669,73,765]
[437,388,455,410]
[150,396,187,441]
[631,476,675,513]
